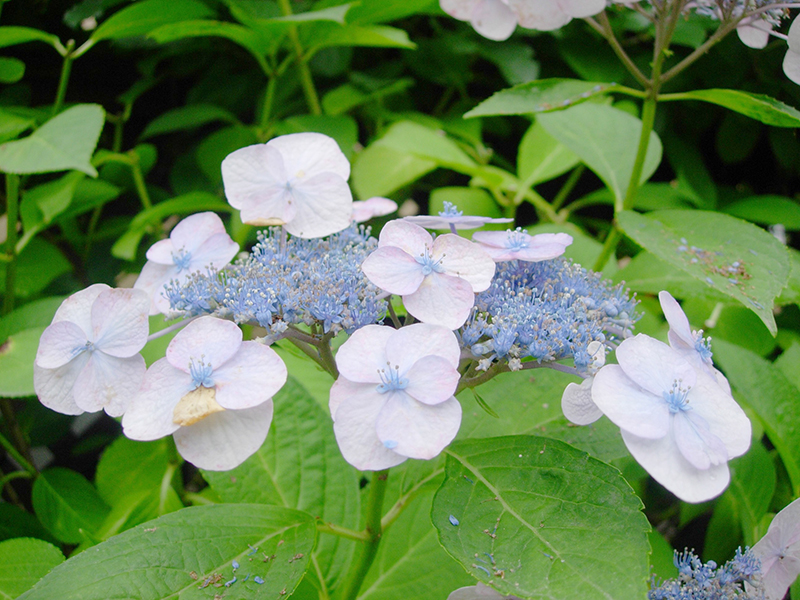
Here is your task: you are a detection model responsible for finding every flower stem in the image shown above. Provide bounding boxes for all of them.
[277,0,322,116]
[128,150,152,211]
[3,173,19,316]
[52,39,75,117]
[316,520,369,542]
[338,469,389,600]
[0,427,36,476]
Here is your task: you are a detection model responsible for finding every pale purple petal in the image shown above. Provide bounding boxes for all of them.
[592,364,669,439]
[737,20,772,49]
[403,355,459,405]
[448,583,512,600]
[378,219,433,257]
[281,172,353,238]
[620,428,731,503]
[221,143,291,219]
[145,238,177,265]
[188,232,239,271]
[52,284,108,333]
[91,288,149,358]
[384,322,461,373]
[472,231,572,263]
[615,334,696,398]
[471,0,518,41]
[361,246,425,295]
[133,260,176,315]
[560,0,605,18]
[166,316,242,374]
[561,378,602,425]
[329,376,361,420]
[173,400,274,471]
[752,498,800,600]
[673,410,728,470]
[440,0,483,20]
[122,358,189,440]
[434,234,496,292]
[333,383,407,471]
[784,48,800,85]
[509,0,570,30]
[34,356,89,416]
[334,324,393,384]
[268,132,350,181]
[659,291,694,350]
[213,341,287,410]
[351,197,398,223]
[36,321,88,369]
[375,393,461,460]
[73,351,146,417]
[788,15,800,51]
[687,369,751,458]
[170,212,228,256]
[403,272,475,330]
[402,214,513,230]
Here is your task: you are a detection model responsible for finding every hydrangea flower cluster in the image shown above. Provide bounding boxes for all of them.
[462,258,638,371]
[648,548,763,600]
[165,225,387,336]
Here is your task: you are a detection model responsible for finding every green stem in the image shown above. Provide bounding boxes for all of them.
[128,151,152,211]
[52,40,75,117]
[0,469,32,488]
[592,226,622,272]
[316,520,369,542]
[277,0,322,115]
[3,173,19,315]
[0,427,36,476]
[596,11,650,88]
[0,466,24,508]
[338,470,389,600]
[184,492,217,506]
[258,76,278,136]
[620,94,657,213]
[381,468,443,531]
[318,334,339,379]
[551,165,585,212]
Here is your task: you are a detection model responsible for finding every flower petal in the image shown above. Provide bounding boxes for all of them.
[403,272,475,329]
[92,288,150,357]
[170,212,228,256]
[375,393,461,460]
[172,400,274,471]
[133,260,176,315]
[673,410,728,470]
[659,291,695,350]
[615,334,696,398]
[361,246,425,295]
[434,234,495,292]
[385,322,461,373]
[33,355,90,416]
[687,369,751,458]
[144,238,177,265]
[621,427,731,503]
[166,316,242,373]
[561,378,602,425]
[221,143,291,220]
[378,220,432,257]
[36,321,88,369]
[737,19,772,49]
[52,284,108,333]
[268,132,350,181]
[189,232,239,271]
[470,0,517,41]
[122,358,189,440]
[560,0,605,18]
[351,197,398,223]
[404,355,459,405]
[509,0,570,30]
[592,364,669,439]
[334,324,393,384]
[332,382,407,471]
[282,172,353,239]
[213,341,287,410]
[73,351,146,417]
[439,0,482,21]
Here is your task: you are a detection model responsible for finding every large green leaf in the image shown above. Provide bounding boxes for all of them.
[0,538,64,599]
[140,104,240,139]
[517,120,579,186]
[538,103,662,207]
[32,468,111,545]
[91,0,214,41]
[18,505,316,600]
[432,436,650,600]
[0,104,104,176]
[0,107,35,144]
[352,143,435,199]
[0,26,59,50]
[713,339,800,495]
[465,79,623,118]
[722,196,800,230]
[0,56,25,84]
[726,442,776,546]
[18,171,85,250]
[202,378,359,593]
[0,238,71,298]
[303,23,415,50]
[0,326,43,397]
[0,297,63,342]
[315,0,437,25]
[663,89,800,128]
[617,210,791,334]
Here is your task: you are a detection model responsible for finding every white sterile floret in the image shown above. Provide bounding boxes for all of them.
[750,497,800,600]
[329,323,462,471]
[592,334,751,503]
[737,18,773,49]
[448,583,520,599]
[351,197,398,223]
[658,291,731,393]
[34,284,149,417]
[403,202,512,232]
[472,229,573,262]
[134,212,238,315]
[561,340,606,425]
[122,316,287,470]
[361,220,496,329]
[784,17,800,85]
[221,132,353,238]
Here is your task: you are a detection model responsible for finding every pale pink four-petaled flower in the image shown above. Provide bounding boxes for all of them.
[122,316,287,470]
[134,212,239,315]
[329,323,462,471]
[351,197,398,223]
[361,220,496,329]
[472,229,572,262]
[34,284,149,417]
[221,132,353,238]
[750,497,800,600]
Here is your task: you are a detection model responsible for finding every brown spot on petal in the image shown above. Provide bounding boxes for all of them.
[173,386,225,426]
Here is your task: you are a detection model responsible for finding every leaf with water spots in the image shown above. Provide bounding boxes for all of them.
[432,436,650,600]
[617,210,791,335]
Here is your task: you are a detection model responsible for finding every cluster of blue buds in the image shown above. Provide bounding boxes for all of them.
[462,258,638,373]
[164,225,388,337]
[649,548,763,600]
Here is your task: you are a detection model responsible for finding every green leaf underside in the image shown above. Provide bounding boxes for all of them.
[0,538,64,599]
[465,79,622,118]
[617,210,790,334]
[665,89,800,128]
[433,436,650,600]
[19,505,315,600]
[91,0,214,41]
[202,378,359,592]
[0,326,44,397]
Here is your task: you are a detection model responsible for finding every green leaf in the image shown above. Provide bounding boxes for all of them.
[465,79,623,118]
[538,103,662,207]
[352,145,435,199]
[723,196,800,230]
[91,0,214,41]
[775,342,800,393]
[316,0,436,25]
[0,504,57,544]
[271,4,351,24]
[0,104,104,176]
[726,442,776,546]
[433,436,650,600]
[0,56,25,83]
[665,89,800,128]
[304,23,415,50]
[18,505,316,600]
[140,104,239,139]
[96,437,178,508]
[56,178,121,222]
[0,108,35,144]
[18,171,85,250]
[663,133,717,209]
[0,326,43,397]
[0,297,62,343]
[32,468,111,545]
[321,77,413,115]
[0,538,64,599]
[0,26,59,50]
[713,339,800,494]
[202,378,359,592]
[0,237,71,298]
[617,209,791,334]
[517,120,580,186]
